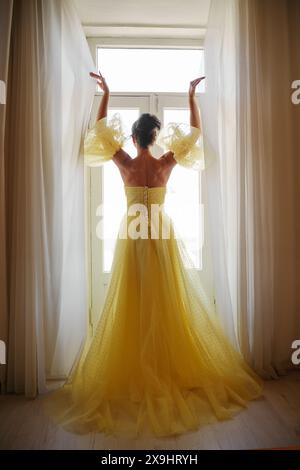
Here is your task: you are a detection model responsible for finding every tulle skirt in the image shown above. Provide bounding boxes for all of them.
[43,211,263,438]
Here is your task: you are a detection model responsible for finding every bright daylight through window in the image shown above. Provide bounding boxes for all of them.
[97,48,205,93]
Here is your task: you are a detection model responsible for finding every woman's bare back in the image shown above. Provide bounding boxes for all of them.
[112,151,176,188]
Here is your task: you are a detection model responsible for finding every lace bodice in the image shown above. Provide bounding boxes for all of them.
[124,185,167,208]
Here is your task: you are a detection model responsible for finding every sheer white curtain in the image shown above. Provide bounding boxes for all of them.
[202,0,300,377]
[199,0,238,345]
[2,0,95,397]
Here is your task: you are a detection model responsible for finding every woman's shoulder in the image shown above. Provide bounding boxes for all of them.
[159,150,176,166]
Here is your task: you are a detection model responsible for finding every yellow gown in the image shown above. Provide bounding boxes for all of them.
[44,114,263,438]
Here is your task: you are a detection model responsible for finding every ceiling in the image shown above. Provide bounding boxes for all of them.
[74,0,211,39]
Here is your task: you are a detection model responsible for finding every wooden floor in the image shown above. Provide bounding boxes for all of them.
[1,372,300,450]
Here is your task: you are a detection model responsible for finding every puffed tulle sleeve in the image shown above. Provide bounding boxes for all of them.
[156,122,205,170]
[84,113,127,167]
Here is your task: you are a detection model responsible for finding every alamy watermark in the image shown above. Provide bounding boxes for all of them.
[96,203,175,240]
[291,339,300,365]
[291,80,300,105]
[95,202,204,243]
[0,340,6,365]
[0,80,6,105]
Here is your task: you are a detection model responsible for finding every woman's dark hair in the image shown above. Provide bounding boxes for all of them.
[131,113,161,148]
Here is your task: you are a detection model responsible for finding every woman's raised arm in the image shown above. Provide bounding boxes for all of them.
[90,71,110,121]
[188,77,205,131]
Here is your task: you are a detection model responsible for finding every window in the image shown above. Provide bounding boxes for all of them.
[97,48,205,93]
[87,47,205,328]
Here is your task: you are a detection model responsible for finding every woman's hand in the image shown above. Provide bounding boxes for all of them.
[91,71,110,121]
[90,71,110,94]
[189,77,205,98]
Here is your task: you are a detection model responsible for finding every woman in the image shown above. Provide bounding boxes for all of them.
[45,72,263,438]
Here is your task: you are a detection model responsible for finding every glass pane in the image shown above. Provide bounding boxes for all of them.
[97,48,204,93]
[103,109,139,272]
[163,109,203,269]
